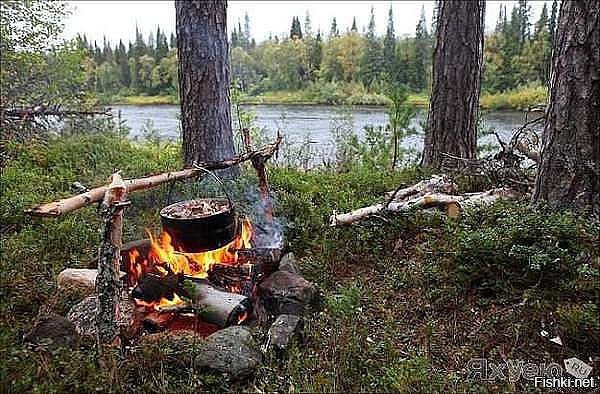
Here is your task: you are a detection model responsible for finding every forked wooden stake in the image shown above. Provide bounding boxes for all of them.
[242,128,276,222]
[95,173,129,348]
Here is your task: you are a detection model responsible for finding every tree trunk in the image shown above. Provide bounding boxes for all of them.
[421,0,485,168]
[532,0,600,212]
[175,0,237,170]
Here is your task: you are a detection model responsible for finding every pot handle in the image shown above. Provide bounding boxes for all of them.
[192,165,234,209]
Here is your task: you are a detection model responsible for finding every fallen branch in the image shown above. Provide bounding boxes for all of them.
[330,176,520,226]
[26,136,283,218]
[1,106,112,120]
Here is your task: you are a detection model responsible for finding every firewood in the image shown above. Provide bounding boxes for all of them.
[157,279,252,328]
[25,135,283,218]
[131,272,183,302]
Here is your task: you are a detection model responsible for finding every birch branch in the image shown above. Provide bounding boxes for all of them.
[330,186,520,226]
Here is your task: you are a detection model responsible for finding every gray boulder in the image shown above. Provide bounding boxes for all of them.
[195,326,262,380]
[267,314,302,352]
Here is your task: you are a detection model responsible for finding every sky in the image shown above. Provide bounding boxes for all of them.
[63,1,551,46]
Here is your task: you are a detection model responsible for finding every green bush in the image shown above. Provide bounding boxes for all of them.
[437,201,598,296]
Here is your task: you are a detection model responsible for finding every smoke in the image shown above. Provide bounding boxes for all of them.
[240,187,286,249]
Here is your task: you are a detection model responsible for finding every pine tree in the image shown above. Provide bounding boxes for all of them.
[359,7,383,87]
[383,5,396,81]
[351,16,358,32]
[330,17,339,38]
[431,1,439,36]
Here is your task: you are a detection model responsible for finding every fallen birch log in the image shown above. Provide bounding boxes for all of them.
[26,135,283,218]
[330,187,520,226]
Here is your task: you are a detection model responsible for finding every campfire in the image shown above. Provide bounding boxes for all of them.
[121,209,285,334]
[27,135,319,359]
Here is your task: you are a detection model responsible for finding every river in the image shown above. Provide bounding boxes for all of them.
[111,104,537,165]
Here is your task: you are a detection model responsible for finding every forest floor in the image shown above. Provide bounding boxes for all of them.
[107,84,546,111]
[1,133,597,392]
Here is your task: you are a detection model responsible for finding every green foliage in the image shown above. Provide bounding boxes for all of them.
[480,83,546,110]
[326,284,361,319]
[0,1,92,109]
[436,201,598,296]
[555,303,599,346]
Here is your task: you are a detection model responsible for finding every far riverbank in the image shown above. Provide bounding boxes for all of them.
[104,85,546,111]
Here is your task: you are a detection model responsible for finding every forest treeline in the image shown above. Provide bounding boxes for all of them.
[78,1,556,104]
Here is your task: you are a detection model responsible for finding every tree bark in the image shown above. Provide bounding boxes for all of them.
[175,0,237,171]
[422,0,485,168]
[532,0,600,212]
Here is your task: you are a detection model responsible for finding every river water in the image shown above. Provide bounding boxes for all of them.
[112,104,537,165]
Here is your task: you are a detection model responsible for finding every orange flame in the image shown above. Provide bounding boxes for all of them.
[127,218,253,309]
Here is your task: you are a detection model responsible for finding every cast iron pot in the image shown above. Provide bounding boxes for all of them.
[159,168,238,253]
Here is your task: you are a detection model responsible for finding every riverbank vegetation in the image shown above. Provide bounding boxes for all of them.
[83,2,552,109]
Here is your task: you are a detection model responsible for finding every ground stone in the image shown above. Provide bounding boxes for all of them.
[267,314,302,352]
[194,326,262,380]
[57,268,126,296]
[258,270,319,317]
[23,314,79,348]
[67,293,137,338]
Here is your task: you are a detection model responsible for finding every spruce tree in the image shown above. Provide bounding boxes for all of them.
[549,0,557,45]
[351,16,357,32]
[116,39,130,88]
[412,6,429,91]
[304,11,312,37]
[383,5,396,81]
[231,25,239,48]
[359,7,383,87]
[155,26,168,59]
[330,17,339,38]
[244,12,251,48]
[169,32,176,49]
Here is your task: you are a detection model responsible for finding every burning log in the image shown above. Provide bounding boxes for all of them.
[156,279,252,328]
[25,135,283,218]
[207,264,256,296]
[95,173,129,346]
[330,178,521,226]
[131,272,183,302]
[207,248,282,295]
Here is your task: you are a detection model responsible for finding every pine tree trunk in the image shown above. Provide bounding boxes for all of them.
[175,0,237,169]
[532,0,600,211]
[422,0,485,168]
